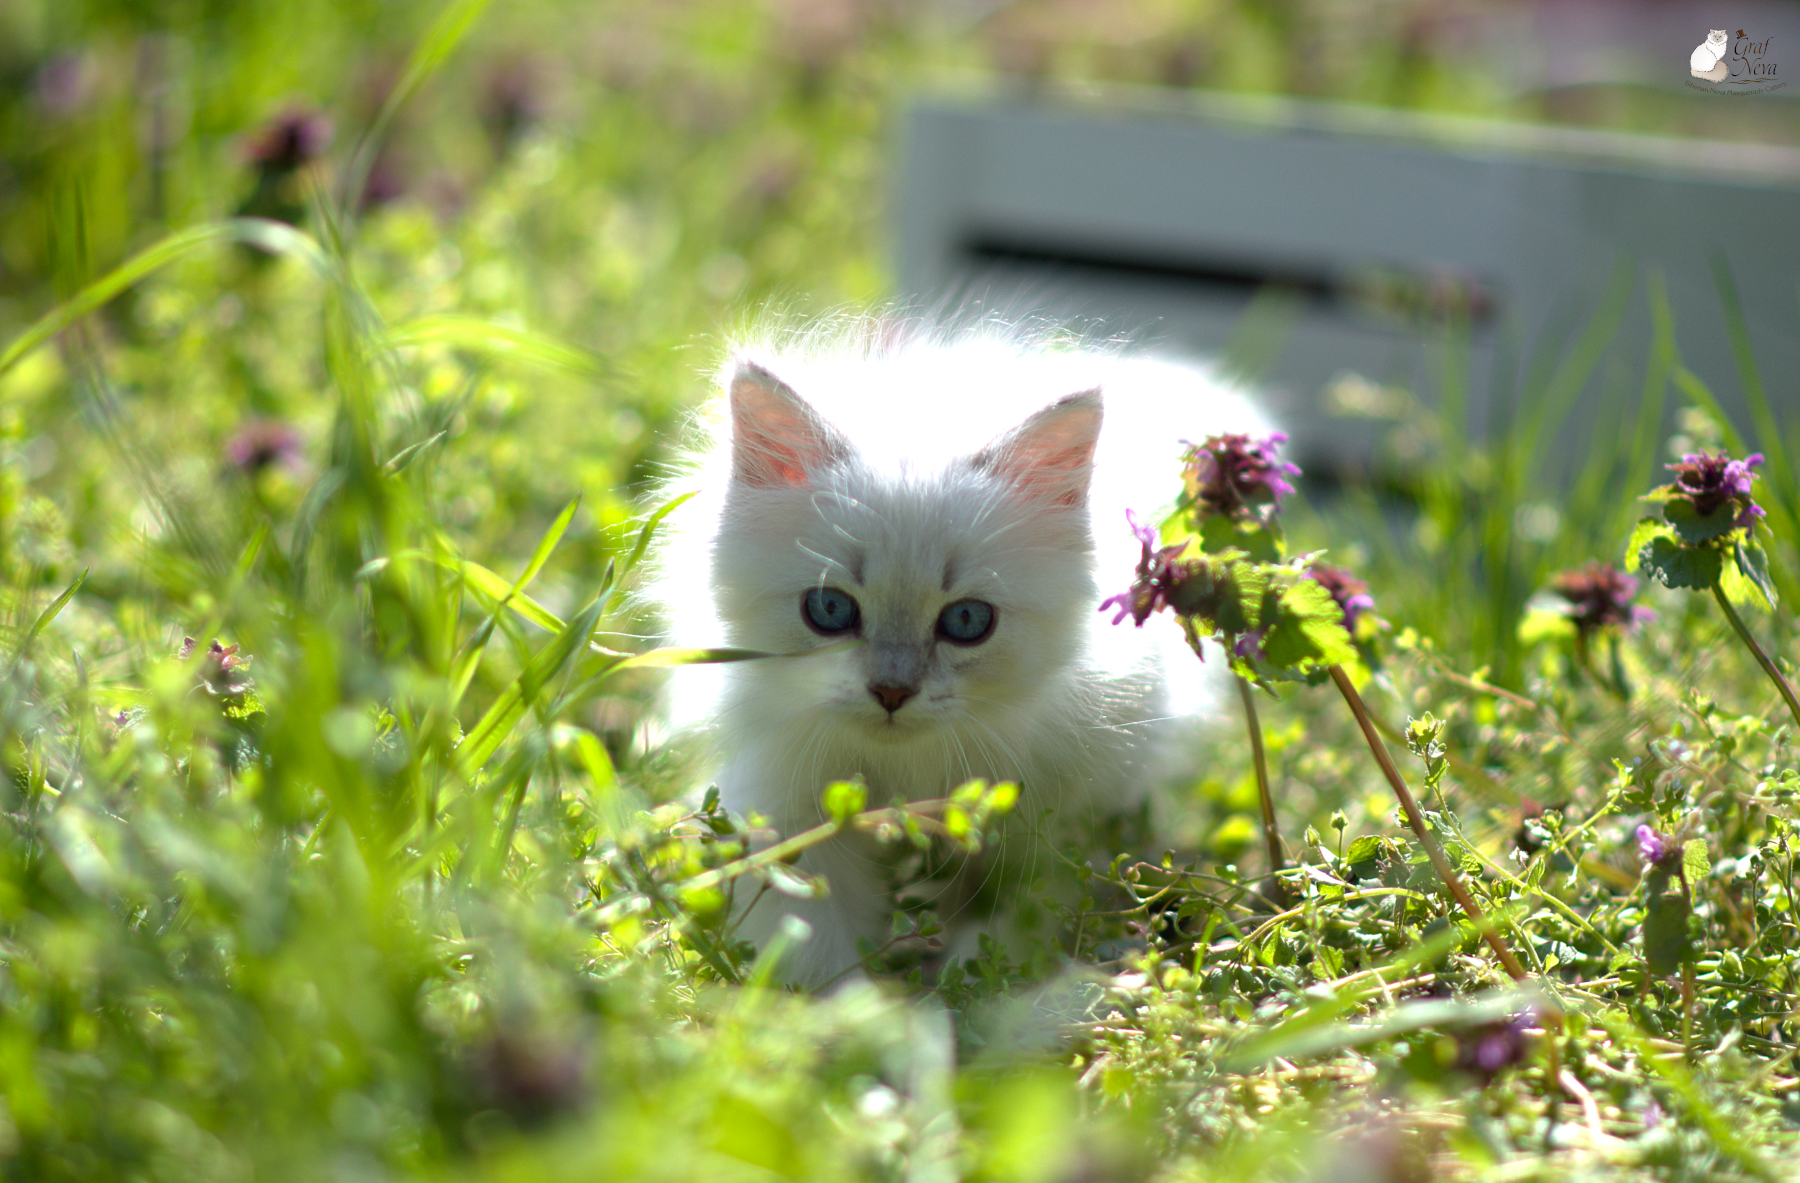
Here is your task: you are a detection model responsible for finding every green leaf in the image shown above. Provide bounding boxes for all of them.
[1344,834,1384,865]
[584,637,859,679]
[1600,1014,1782,1180]
[14,567,87,660]
[0,220,331,380]
[1642,888,1692,975]
[553,726,618,814]
[1680,838,1710,889]
[339,0,493,216]
[1517,607,1576,646]
[1404,713,1448,792]
[1636,531,1723,591]
[1663,497,1741,545]
[625,490,697,574]
[1729,538,1778,611]
[456,588,611,776]
[1199,513,1281,563]
[1623,517,1674,572]
[416,549,569,636]
[600,646,789,673]
[386,314,612,379]
[380,430,449,476]
[1259,577,1356,671]
[513,496,582,599]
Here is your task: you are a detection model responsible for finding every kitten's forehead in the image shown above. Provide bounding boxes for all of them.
[737,343,1112,474]
[804,471,1023,571]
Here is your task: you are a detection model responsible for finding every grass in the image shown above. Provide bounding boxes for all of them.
[2,2,1799,1180]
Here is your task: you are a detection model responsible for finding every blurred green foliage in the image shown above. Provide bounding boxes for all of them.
[1,1,1798,1180]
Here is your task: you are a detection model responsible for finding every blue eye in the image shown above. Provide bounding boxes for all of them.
[937,599,995,644]
[802,587,861,634]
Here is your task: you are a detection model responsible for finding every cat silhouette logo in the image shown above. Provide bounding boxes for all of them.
[1687,28,1783,91]
[1691,28,1730,80]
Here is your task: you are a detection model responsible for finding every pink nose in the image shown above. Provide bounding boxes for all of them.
[869,684,915,713]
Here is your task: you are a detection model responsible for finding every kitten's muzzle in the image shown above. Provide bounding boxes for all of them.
[867,643,925,715]
[869,683,917,713]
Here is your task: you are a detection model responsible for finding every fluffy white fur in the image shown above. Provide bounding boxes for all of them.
[650,319,1270,987]
[1691,29,1730,80]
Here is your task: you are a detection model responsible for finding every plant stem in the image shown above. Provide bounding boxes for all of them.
[1681,961,1696,1059]
[1236,673,1287,902]
[1328,664,1529,981]
[1710,583,1800,729]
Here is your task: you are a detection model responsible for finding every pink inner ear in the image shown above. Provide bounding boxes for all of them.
[977,390,1102,508]
[729,362,846,488]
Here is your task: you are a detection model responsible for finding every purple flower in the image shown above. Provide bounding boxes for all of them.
[467,1027,589,1127]
[244,108,333,175]
[1636,824,1675,869]
[1666,450,1765,529]
[225,419,304,473]
[1232,627,1268,663]
[482,58,549,155]
[1099,510,1190,627]
[1307,563,1375,634]
[1181,432,1300,523]
[33,50,97,119]
[182,637,255,698]
[1452,1007,1539,1085]
[1551,561,1654,636]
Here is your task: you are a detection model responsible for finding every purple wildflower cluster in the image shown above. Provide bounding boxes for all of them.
[1666,450,1765,530]
[1636,824,1678,870]
[1099,511,1193,628]
[1307,563,1376,635]
[1551,561,1653,636]
[244,109,333,175]
[1452,1008,1539,1085]
[1182,432,1300,523]
[181,637,255,697]
[225,419,304,474]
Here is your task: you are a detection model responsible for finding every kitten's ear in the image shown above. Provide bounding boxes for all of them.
[972,390,1103,508]
[727,360,850,488]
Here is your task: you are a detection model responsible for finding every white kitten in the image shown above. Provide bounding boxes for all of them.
[1691,29,1730,81]
[651,320,1269,987]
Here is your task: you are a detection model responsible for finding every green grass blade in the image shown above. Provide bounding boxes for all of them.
[1600,1014,1781,1182]
[1711,254,1799,596]
[1672,366,1750,455]
[1710,254,1785,473]
[339,0,493,218]
[1220,284,1301,384]
[438,555,567,635]
[1622,271,1679,525]
[387,314,612,378]
[0,219,329,380]
[512,497,581,598]
[14,568,87,660]
[600,638,860,676]
[397,546,571,635]
[1225,985,1538,1072]
[456,589,611,776]
[625,491,697,574]
[381,431,450,477]
[1519,257,1635,472]
[232,524,269,582]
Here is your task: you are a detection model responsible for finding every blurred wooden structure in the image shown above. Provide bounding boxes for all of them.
[893,94,1800,477]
